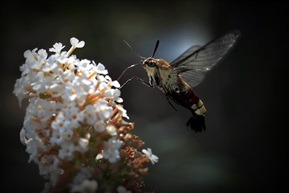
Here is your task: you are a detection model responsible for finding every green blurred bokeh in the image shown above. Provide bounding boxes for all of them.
[1,1,288,193]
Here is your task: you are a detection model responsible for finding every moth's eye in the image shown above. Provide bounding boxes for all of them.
[145,60,156,67]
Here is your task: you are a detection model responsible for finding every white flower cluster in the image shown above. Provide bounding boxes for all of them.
[13,37,130,192]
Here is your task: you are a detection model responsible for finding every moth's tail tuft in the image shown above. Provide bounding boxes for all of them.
[186,115,206,132]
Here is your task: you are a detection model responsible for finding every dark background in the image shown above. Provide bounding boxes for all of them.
[1,1,288,193]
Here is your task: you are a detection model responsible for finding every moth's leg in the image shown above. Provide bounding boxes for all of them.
[166,95,178,111]
[120,76,152,89]
[117,63,139,81]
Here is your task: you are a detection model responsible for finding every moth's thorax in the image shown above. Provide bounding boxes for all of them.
[155,58,170,68]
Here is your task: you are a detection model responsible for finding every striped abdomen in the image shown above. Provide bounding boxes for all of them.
[169,88,207,132]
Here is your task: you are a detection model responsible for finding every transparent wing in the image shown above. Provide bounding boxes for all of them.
[170,45,202,64]
[171,30,240,88]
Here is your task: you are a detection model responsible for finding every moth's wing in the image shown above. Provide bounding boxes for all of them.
[170,45,202,64]
[171,30,240,88]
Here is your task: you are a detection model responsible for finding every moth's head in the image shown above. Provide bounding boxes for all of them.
[140,40,170,76]
[141,57,157,76]
[142,57,170,73]
[141,57,169,77]
[142,57,157,67]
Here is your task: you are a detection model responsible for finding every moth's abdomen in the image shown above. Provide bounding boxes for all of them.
[191,99,207,116]
[186,98,206,132]
[173,88,206,115]
[170,88,206,132]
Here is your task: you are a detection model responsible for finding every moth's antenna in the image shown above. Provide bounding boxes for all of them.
[123,40,145,60]
[117,63,140,81]
[152,40,159,57]
[117,40,144,81]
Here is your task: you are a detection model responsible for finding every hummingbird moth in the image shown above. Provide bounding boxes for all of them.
[118,30,240,132]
